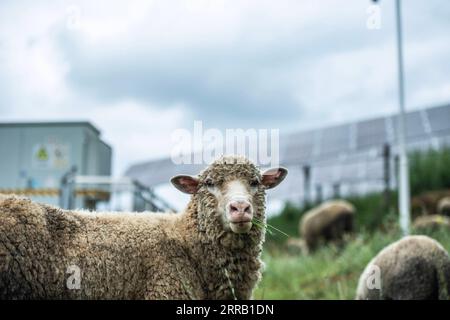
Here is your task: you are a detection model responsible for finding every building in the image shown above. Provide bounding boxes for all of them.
[0,122,112,208]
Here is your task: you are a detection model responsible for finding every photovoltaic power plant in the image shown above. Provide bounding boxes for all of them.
[126,104,450,205]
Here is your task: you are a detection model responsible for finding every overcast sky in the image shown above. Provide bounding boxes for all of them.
[1,0,450,176]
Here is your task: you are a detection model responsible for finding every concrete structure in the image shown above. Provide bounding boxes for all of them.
[0,122,112,207]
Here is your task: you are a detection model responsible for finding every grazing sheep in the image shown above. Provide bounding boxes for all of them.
[0,155,287,299]
[285,238,307,255]
[299,200,355,252]
[411,190,450,216]
[438,197,450,217]
[413,215,450,231]
[356,235,450,300]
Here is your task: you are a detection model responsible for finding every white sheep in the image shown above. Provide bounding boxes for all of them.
[356,235,450,300]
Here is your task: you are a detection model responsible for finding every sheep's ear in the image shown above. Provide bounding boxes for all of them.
[261,167,288,189]
[171,175,200,194]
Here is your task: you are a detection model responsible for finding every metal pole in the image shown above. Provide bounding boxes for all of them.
[395,0,411,236]
[333,183,341,199]
[316,184,323,204]
[382,143,391,212]
[302,165,311,206]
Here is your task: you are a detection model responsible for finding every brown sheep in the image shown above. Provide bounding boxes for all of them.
[299,200,355,252]
[413,214,450,231]
[438,197,450,217]
[356,235,450,300]
[411,190,450,217]
[0,155,287,299]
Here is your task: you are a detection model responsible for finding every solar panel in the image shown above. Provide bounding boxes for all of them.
[365,159,383,180]
[315,164,334,182]
[405,111,426,138]
[356,118,386,149]
[281,130,315,163]
[341,162,363,180]
[320,124,350,156]
[125,104,450,205]
[427,104,450,133]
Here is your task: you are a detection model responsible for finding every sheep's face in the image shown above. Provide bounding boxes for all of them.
[203,177,257,234]
[171,156,288,235]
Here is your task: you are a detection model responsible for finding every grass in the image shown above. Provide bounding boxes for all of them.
[252,217,290,237]
[410,147,450,195]
[254,225,450,300]
[253,147,450,299]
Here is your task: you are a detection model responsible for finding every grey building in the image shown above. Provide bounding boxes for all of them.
[0,122,112,207]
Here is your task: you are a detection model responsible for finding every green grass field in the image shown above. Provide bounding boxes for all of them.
[254,148,450,299]
[254,227,450,299]
[253,147,450,299]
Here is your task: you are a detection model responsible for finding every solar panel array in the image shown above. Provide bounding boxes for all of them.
[126,104,450,205]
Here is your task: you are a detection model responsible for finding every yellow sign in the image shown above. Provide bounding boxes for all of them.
[32,143,70,169]
[36,147,49,161]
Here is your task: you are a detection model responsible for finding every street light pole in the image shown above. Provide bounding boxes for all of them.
[395,0,411,236]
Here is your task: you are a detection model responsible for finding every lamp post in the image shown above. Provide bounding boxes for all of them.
[371,0,410,235]
[394,0,411,236]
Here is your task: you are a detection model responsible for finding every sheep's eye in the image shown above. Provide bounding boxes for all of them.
[205,179,215,188]
[250,180,260,188]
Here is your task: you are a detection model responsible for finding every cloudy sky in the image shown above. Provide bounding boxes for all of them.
[1,0,450,176]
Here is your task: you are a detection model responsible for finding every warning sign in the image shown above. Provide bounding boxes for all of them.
[32,143,71,170]
[36,146,49,161]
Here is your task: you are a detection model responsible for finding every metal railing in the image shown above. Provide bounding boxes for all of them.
[59,167,174,212]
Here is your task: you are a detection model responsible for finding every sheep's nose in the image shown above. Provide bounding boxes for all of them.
[228,200,253,222]
[229,201,251,214]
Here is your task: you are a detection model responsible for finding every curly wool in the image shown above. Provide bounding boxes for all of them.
[0,156,266,300]
[300,200,355,252]
[356,235,450,300]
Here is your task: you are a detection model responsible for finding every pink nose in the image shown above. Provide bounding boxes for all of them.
[228,200,253,222]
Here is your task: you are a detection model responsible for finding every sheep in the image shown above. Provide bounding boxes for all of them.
[285,238,307,255]
[411,190,450,216]
[0,155,288,300]
[299,200,355,252]
[413,214,450,231]
[356,235,450,300]
[438,197,450,217]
